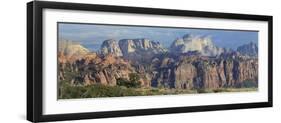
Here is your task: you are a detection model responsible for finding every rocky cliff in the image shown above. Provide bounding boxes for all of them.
[117,38,167,64]
[100,39,123,56]
[118,38,167,55]
[59,36,258,90]
[59,39,90,60]
[150,54,258,89]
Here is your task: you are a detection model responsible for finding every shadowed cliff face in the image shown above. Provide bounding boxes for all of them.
[148,55,258,89]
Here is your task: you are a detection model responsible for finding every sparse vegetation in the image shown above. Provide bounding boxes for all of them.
[59,84,142,99]
[59,82,258,99]
[239,80,258,88]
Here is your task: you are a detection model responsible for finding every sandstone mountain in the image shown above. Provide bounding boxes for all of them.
[100,39,123,56]
[118,38,167,55]
[118,38,167,61]
[170,34,224,56]
[99,38,167,63]
[58,36,258,90]
[59,39,89,59]
[59,52,152,87]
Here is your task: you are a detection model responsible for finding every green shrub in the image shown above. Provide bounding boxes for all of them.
[213,88,228,93]
[196,88,207,93]
[116,78,130,87]
[116,73,141,88]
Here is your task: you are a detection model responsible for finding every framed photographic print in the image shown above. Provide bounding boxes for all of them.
[27,1,273,122]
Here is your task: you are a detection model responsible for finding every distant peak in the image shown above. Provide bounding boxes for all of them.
[237,42,258,57]
[100,39,123,57]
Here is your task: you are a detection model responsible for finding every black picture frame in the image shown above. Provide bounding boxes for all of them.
[27,1,273,122]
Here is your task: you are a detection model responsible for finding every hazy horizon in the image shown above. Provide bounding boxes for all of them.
[58,23,258,51]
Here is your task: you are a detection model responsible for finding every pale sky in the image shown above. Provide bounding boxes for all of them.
[58,22,258,51]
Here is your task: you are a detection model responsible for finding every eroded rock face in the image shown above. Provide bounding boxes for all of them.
[119,38,167,57]
[74,54,132,86]
[58,37,258,90]
[234,59,258,86]
[216,61,227,87]
[60,52,152,87]
[58,40,91,83]
[151,56,258,89]
[174,62,197,89]
[100,39,123,57]
[196,61,221,89]
[59,39,90,60]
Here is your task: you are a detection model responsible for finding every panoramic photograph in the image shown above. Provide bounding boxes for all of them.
[57,22,259,99]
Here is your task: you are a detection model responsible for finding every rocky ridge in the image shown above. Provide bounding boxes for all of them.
[100,39,123,56]
[237,42,258,57]
[58,34,258,90]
